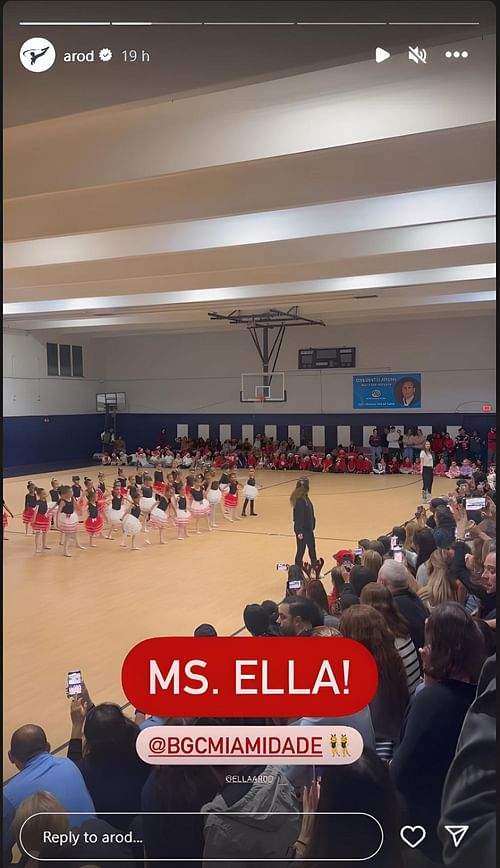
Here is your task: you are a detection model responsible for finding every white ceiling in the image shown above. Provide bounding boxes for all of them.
[3,31,496,338]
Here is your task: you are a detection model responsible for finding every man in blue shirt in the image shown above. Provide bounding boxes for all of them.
[3,725,95,854]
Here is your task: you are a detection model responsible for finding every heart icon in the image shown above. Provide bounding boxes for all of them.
[400,826,426,849]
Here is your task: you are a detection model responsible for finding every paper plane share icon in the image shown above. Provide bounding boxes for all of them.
[444,826,469,848]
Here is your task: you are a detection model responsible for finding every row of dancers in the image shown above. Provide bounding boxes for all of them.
[4,466,260,556]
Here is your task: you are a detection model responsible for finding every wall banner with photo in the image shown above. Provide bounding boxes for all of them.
[353,374,422,409]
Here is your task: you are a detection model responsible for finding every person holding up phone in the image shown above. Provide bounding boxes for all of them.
[290,478,317,567]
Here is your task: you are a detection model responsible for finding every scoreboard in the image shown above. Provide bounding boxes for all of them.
[298,347,356,369]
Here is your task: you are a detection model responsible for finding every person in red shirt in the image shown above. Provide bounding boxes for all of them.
[442,433,455,464]
[334,450,347,472]
[430,432,443,456]
[387,455,400,474]
[323,454,334,473]
[400,456,413,474]
[487,427,496,465]
[434,456,447,477]
[278,453,288,470]
[347,451,357,473]
[311,453,323,472]
[247,452,257,468]
[299,454,311,471]
[214,453,223,468]
[356,453,369,473]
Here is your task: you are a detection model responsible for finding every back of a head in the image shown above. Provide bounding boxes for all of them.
[366,540,385,557]
[350,565,376,598]
[360,582,409,638]
[261,599,278,625]
[414,527,438,566]
[378,559,410,592]
[83,704,139,759]
[391,526,406,546]
[339,591,359,613]
[311,625,342,637]
[310,750,403,866]
[360,551,383,580]
[14,792,69,854]
[243,604,270,636]
[306,580,330,613]
[424,602,488,683]
[10,725,48,765]
[194,623,218,637]
[435,506,456,529]
[288,596,323,627]
[377,536,391,555]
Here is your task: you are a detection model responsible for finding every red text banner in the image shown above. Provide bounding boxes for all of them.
[122,637,378,717]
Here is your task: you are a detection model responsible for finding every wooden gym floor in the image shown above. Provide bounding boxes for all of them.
[3,465,451,778]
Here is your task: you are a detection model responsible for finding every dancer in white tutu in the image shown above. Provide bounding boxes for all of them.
[121,493,143,550]
[206,470,222,528]
[218,464,231,519]
[241,468,259,517]
[174,485,191,540]
[105,484,126,539]
[189,477,211,534]
[139,475,157,528]
[148,493,172,545]
[57,485,86,557]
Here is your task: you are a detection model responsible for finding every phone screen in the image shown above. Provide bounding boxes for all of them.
[466,497,486,510]
[67,670,82,696]
[3,1,496,865]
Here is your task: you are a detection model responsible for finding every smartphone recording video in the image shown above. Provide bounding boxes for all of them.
[66,670,82,697]
[3,1,496,867]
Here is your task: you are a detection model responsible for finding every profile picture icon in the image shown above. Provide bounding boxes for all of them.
[19,37,56,72]
[393,377,421,407]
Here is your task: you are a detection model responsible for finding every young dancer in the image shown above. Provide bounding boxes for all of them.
[189,478,211,533]
[105,484,126,538]
[71,476,86,518]
[57,486,85,557]
[241,468,259,517]
[139,475,156,529]
[116,473,128,498]
[206,472,222,528]
[149,492,171,544]
[120,493,143,550]
[3,500,14,540]
[153,466,165,495]
[387,454,400,474]
[22,482,37,534]
[334,449,347,473]
[174,485,191,540]
[84,491,104,547]
[223,473,242,522]
[48,478,60,527]
[311,452,322,472]
[346,449,357,473]
[31,488,51,553]
[412,455,421,475]
[356,452,372,474]
[434,456,447,477]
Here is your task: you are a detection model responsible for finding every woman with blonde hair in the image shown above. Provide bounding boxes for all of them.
[14,792,69,864]
[418,548,465,608]
[361,548,383,577]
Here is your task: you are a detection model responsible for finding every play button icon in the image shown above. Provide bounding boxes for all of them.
[376,47,391,63]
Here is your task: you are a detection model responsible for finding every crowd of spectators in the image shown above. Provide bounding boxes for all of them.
[100,426,496,480]
[4,458,496,867]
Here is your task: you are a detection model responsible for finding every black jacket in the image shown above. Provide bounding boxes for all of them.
[293,496,316,535]
[391,589,428,655]
[439,655,496,867]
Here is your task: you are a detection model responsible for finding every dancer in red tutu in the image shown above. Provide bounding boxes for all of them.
[31,487,51,553]
[223,472,242,522]
[22,482,37,534]
[85,491,104,547]
[3,499,14,541]
[153,467,165,495]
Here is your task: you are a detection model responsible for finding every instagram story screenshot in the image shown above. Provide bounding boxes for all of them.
[2,1,496,867]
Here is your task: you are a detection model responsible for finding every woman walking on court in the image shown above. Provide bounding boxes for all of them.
[291,477,317,566]
[420,440,434,504]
